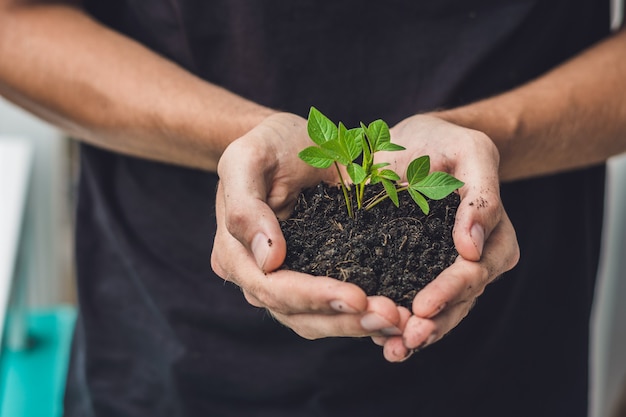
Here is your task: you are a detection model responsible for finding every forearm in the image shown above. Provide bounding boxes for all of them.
[436,27,626,182]
[0,2,274,171]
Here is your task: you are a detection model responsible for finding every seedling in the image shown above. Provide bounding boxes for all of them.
[298,107,464,218]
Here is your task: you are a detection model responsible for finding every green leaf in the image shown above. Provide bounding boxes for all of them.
[408,188,430,214]
[322,124,364,166]
[359,122,373,154]
[371,162,391,170]
[377,142,405,152]
[298,146,335,168]
[407,156,430,185]
[382,179,399,207]
[344,128,364,161]
[365,120,391,151]
[360,127,372,167]
[338,121,347,139]
[320,139,350,165]
[347,163,367,185]
[378,169,401,182]
[370,164,395,184]
[412,171,464,200]
[307,107,338,145]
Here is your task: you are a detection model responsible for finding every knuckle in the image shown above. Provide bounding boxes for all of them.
[279,316,322,340]
[210,251,225,278]
[242,290,264,308]
[219,140,251,173]
[471,130,500,164]
[459,299,475,319]
[246,284,270,307]
[508,245,521,270]
[295,328,321,340]
[224,205,249,236]
[268,300,293,316]
[250,285,291,315]
[424,278,449,300]
[458,262,489,296]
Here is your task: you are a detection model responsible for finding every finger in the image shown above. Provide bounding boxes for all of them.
[212,209,369,315]
[380,306,414,362]
[359,296,404,334]
[402,295,479,349]
[271,297,406,340]
[241,289,264,308]
[370,305,412,346]
[270,310,378,340]
[220,257,370,316]
[412,212,519,319]
[241,268,370,317]
[371,336,387,347]
[453,187,500,262]
[402,315,437,350]
[411,257,486,320]
[450,132,503,262]
[383,336,413,362]
[216,150,288,273]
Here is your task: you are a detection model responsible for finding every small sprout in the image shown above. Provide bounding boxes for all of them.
[298,107,464,217]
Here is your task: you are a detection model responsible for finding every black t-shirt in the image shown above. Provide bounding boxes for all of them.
[65,1,609,416]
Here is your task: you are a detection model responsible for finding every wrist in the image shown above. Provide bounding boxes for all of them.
[165,83,278,171]
[430,96,522,181]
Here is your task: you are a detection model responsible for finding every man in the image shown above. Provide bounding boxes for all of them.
[0,1,624,416]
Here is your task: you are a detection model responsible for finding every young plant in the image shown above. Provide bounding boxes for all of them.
[298,107,464,217]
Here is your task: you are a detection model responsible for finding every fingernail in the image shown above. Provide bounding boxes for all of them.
[426,333,438,346]
[415,341,428,351]
[330,300,359,314]
[398,349,416,362]
[471,224,485,257]
[251,233,270,270]
[409,333,438,351]
[381,326,403,336]
[427,302,447,319]
[361,313,394,332]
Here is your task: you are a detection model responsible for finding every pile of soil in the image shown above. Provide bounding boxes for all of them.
[280,182,459,309]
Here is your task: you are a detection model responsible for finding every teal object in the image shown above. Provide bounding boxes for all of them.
[0,306,76,417]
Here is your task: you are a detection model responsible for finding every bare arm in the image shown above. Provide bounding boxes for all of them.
[0,0,274,171]
[376,26,626,361]
[436,27,626,182]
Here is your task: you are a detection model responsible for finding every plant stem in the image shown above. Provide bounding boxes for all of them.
[364,185,408,210]
[334,162,354,218]
[357,183,365,210]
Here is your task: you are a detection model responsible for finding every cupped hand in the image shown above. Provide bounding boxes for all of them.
[211,112,405,339]
[372,114,520,361]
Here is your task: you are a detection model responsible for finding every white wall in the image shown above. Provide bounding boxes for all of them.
[589,3,626,416]
[0,97,75,307]
[591,155,626,417]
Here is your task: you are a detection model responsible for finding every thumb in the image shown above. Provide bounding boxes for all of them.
[452,185,500,262]
[216,180,287,273]
[250,229,285,273]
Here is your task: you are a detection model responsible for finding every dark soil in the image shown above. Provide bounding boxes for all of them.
[280,182,460,309]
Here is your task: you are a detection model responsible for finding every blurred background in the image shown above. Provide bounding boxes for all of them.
[1,96,76,417]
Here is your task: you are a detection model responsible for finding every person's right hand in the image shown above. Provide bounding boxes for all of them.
[211,112,407,340]
[369,114,520,361]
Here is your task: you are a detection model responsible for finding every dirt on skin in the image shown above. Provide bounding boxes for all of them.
[279,182,459,309]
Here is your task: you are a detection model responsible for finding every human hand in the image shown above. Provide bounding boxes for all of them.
[371,114,520,361]
[211,112,405,339]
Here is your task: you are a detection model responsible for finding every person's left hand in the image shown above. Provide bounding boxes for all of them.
[211,112,406,340]
[369,114,520,361]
